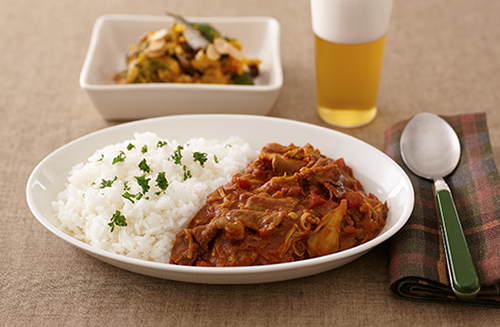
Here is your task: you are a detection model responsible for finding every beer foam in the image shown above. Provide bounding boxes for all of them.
[311,0,393,44]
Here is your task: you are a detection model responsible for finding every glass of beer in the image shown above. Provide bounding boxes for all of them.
[311,0,393,128]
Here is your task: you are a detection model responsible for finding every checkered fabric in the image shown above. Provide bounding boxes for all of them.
[384,112,500,306]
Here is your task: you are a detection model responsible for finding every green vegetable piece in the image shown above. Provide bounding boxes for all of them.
[112,151,126,164]
[157,140,168,148]
[109,210,127,232]
[193,152,208,167]
[100,176,117,189]
[171,145,184,165]
[135,174,151,194]
[156,172,169,192]
[122,191,137,203]
[191,23,220,41]
[138,158,151,173]
[141,145,148,154]
[183,165,192,181]
[127,143,135,151]
[232,72,254,85]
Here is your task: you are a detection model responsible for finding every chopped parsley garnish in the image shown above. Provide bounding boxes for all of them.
[183,165,192,181]
[97,154,104,162]
[123,181,130,191]
[157,140,168,148]
[193,152,208,167]
[135,174,151,194]
[171,145,184,165]
[214,155,219,164]
[141,145,148,154]
[127,143,135,151]
[100,176,117,189]
[138,158,151,173]
[155,172,169,194]
[109,210,127,232]
[122,191,137,203]
[112,151,126,164]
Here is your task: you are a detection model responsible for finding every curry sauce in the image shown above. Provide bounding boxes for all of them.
[170,143,388,266]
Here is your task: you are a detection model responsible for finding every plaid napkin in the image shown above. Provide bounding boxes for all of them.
[384,112,500,307]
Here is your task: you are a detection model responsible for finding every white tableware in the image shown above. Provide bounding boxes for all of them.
[79,15,283,120]
[26,115,414,284]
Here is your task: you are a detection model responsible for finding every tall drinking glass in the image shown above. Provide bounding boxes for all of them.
[311,0,393,128]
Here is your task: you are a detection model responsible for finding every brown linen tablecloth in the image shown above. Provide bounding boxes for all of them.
[3,0,500,326]
[385,113,500,306]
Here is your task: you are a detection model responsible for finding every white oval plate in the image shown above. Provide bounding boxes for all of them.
[26,115,414,284]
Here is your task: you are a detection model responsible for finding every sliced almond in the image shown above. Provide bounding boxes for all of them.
[212,37,230,54]
[227,44,244,61]
[148,39,166,52]
[205,43,221,61]
[213,37,244,60]
[144,39,167,58]
[195,49,204,61]
[126,60,139,83]
[149,28,169,42]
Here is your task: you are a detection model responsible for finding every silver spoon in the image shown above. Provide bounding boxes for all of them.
[400,112,480,299]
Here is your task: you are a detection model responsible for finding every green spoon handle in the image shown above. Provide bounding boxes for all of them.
[435,179,481,299]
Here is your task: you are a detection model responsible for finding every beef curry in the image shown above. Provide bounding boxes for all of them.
[170,143,388,267]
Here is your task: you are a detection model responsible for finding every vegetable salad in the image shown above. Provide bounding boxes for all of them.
[114,17,261,85]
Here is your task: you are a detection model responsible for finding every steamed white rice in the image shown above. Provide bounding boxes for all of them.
[51,132,256,262]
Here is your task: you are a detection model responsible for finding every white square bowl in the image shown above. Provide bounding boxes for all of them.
[79,14,283,121]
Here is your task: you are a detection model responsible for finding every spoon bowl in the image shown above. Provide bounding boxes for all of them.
[400,113,460,180]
